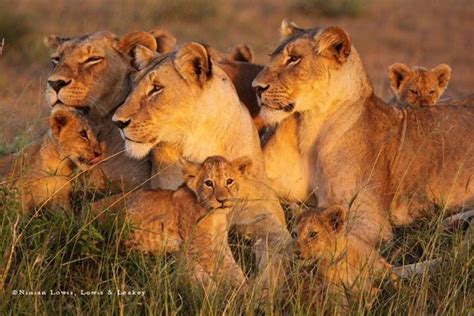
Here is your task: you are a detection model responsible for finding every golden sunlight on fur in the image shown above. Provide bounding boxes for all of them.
[3,106,104,213]
[253,21,474,247]
[180,156,253,292]
[388,63,451,107]
[293,206,398,308]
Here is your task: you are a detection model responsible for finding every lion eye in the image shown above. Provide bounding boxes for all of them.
[204,180,214,188]
[148,85,163,97]
[429,90,435,95]
[226,178,234,186]
[308,231,318,239]
[84,56,104,64]
[286,55,301,65]
[410,89,418,95]
[51,57,59,67]
[79,130,88,140]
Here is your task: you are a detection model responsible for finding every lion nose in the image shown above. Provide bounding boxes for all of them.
[114,119,131,130]
[217,196,228,203]
[48,79,71,93]
[294,248,301,258]
[253,84,269,98]
[93,150,102,158]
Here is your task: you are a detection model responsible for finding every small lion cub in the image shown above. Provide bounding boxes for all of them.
[6,106,103,213]
[292,205,398,307]
[180,155,253,292]
[388,63,451,107]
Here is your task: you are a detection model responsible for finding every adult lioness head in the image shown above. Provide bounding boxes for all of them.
[252,20,372,125]
[112,42,245,160]
[44,30,175,118]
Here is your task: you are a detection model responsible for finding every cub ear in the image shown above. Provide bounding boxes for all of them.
[227,44,253,63]
[179,158,202,191]
[388,63,411,92]
[174,42,212,87]
[44,34,70,49]
[49,108,73,138]
[322,205,346,233]
[149,28,177,54]
[431,64,451,91]
[316,27,352,65]
[133,44,159,70]
[231,156,253,175]
[280,19,305,38]
[118,31,157,57]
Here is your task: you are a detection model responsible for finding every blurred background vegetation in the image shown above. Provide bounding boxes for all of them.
[0,0,473,150]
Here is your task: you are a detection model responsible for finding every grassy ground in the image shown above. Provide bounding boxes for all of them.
[0,0,473,314]
[0,181,472,314]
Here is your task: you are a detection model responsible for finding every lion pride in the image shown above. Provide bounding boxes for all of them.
[253,21,474,246]
[44,30,176,192]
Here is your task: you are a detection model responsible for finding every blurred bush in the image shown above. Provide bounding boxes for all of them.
[297,0,372,17]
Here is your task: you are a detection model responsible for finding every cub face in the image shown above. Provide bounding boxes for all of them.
[292,205,346,263]
[388,63,451,107]
[181,156,253,211]
[49,106,105,170]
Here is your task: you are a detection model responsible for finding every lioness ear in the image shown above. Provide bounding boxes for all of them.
[231,156,253,175]
[133,44,159,70]
[174,42,212,87]
[44,34,70,49]
[149,29,177,54]
[280,19,304,38]
[316,27,352,65]
[431,64,451,91]
[49,108,72,138]
[227,44,253,63]
[323,205,346,233]
[179,158,202,191]
[388,63,411,92]
[118,31,157,57]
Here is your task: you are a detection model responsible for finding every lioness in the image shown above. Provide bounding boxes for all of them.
[112,42,291,296]
[4,106,103,213]
[252,21,474,245]
[293,206,397,308]
[147,44,264,190]
[388,63,451,107]
[44,30,175,192]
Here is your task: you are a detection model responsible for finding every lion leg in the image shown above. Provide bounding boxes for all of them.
[232,203,291,302]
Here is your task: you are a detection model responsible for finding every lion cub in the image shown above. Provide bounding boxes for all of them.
[180,155,253,292]
[6,106,103,213]
[388,63,451,107]
[293,206,397,307]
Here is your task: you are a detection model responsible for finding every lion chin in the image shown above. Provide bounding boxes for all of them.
[259,106,293,125]
[125,141,154,159]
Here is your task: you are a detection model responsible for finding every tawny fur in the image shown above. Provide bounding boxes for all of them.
[253,21,474,246]
[293,206,398,308]
[112,42,291,296]
[3,106,103,213]
[44,30,177,192]
[387,63,451,107]
[181,156,254,292]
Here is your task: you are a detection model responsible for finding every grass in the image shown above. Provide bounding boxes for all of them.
[0,181,472,314]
